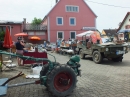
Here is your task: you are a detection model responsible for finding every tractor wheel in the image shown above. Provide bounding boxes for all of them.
[92,51,103,64]
[40,64,49,76]
[40,62,61,76]
[47,65,77,97]
[79,50,85,59]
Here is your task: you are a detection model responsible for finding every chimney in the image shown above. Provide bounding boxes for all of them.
[23,18,26,24]
[23,18,26,30]
[56,0,58,3]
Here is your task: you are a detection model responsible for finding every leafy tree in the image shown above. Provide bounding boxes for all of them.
[31,17,42,25]
[0,31,5,49]
[0,31,5,41]
[30,17,42,30]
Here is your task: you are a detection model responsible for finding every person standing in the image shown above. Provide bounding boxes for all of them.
[57,38,61,47]
[43,41,47,48]
[51,43,56,53]
[15,37,25,66]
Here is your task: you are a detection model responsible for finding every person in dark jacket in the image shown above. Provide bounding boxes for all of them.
[15,37,25,66]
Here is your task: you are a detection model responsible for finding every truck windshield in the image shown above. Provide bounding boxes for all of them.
[101,37,112,43]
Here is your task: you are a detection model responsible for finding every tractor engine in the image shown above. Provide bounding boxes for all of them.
[67,55,81,76]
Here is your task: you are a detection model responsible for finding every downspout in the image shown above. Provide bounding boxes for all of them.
[47,17,50,42]
[9,26,11,35]
[95,18,97,30]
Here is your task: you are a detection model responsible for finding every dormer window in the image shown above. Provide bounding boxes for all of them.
[66,5,79,12]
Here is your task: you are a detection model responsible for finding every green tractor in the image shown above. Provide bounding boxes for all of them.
[0,50,81,97]
[40,55,81,97]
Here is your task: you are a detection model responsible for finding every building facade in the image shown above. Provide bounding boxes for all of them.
[0,0,97,44]
[42,0,97,43]
[0,21,23,42]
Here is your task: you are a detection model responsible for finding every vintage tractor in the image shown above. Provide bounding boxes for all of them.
[0,50,81,97]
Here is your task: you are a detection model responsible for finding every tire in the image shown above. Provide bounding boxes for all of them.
[79,50,85,59]
[112,56,123,62]
[77,48,80,55]
[40,62,61,76]
[92,51,103,64]
[47,65,77,97]
[40,64,49,76]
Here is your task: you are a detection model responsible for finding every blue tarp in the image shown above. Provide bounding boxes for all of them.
[0,78,8,96]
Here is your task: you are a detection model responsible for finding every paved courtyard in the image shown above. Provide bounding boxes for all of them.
[0,51,130,97]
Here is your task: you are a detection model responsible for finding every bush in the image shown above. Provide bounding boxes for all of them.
[0,31,5,41]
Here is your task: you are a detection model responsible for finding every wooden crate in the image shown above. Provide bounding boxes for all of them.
[72,44,77,46]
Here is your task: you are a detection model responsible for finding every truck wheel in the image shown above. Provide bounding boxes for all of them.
[93,51,103,64]
[47,65,77,97]
[79,50,85,59]
[112,56,123,62]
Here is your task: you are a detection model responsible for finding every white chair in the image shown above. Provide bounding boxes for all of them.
[2,57,16,71]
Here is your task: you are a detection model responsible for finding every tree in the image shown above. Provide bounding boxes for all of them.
[0,31,5,41]
[31,17,42,25]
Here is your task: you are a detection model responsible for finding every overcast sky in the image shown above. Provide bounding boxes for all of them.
[0,0,130,32]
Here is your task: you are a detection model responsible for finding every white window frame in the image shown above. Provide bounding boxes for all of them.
[65,5,79,12]
[28,32,34,35]
[70,31,76,39]
[57,31,64,39]
[56,17,63,25]
[69,17,76,26]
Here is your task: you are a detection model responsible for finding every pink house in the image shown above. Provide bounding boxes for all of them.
[0,20,47,44]
[0,0,97,44]
[0,21,23,42]
[42,0,97,43]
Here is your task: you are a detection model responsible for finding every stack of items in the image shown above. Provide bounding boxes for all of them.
[28,46,35,52]
[26,63,43,78]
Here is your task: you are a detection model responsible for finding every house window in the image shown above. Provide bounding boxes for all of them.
[57,17,63,25]
[66,5,79,12]
[0,26,6,32]
[28,32,34,35]
[70,31,76,39]
[35,32,45,35]
[69,17,76,26]
[57,31,64,39]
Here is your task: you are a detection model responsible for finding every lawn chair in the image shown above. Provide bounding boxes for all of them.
[0,54,16,71]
